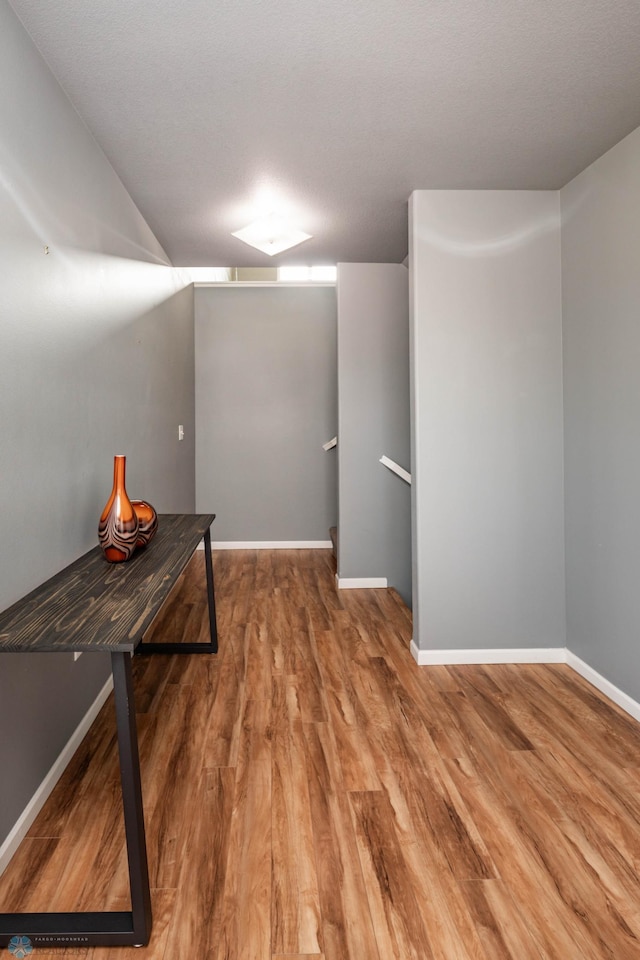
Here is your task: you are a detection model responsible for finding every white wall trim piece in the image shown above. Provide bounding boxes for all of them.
[194,281,336,288]
[322,436,337,451]
[335,575,388,589]
[379,454,411,484]
[566,651,640,724]
[0,675,114,878]
[409,641,566,665]
[408,643,640,724]
[198,540,333,551]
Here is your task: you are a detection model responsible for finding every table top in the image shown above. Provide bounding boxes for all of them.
[0,514,215,654]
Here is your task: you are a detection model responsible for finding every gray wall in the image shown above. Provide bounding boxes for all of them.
[562,125,640,699]
[336,263,411,604]
[0,0,195,849]
[410,190,566,651]
[195,286,337,541]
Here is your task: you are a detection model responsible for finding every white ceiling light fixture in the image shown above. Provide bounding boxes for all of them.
[231,212,312,256]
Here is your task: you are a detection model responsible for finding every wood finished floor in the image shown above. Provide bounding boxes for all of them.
[2,549,640,958]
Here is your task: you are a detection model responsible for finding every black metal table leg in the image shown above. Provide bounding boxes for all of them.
[111,651,152,946]
[137,526,218,655]
[203,526,219,653]
[0,653,152,948]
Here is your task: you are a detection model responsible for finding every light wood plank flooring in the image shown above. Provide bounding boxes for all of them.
[2,549,640,958]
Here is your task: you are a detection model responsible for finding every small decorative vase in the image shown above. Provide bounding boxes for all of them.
[131,499,158,548]
[98,455,140,563]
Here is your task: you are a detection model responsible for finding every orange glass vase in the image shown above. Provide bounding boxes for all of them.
[98,455,140,563]
[131,499,158,548]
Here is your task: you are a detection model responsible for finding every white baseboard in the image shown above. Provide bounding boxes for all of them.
[335,575,388,589]
[409,642,640,724]
[566,651,640,724]
[409,640,566,666]
[0,675,114,878]
[197,540,332,551]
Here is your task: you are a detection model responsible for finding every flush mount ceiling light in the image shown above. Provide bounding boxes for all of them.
[231,213,312,256]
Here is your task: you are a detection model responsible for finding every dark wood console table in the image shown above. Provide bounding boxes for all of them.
[0,513,217,949]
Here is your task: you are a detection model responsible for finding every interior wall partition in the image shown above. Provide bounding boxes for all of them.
[194,285,338,544]
[336,263,411,605]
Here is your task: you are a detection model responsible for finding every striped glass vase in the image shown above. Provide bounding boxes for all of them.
[131,499,158,548]
[98,455,140,563]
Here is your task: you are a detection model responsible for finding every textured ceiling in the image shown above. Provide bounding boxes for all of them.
[8,0,640,265]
